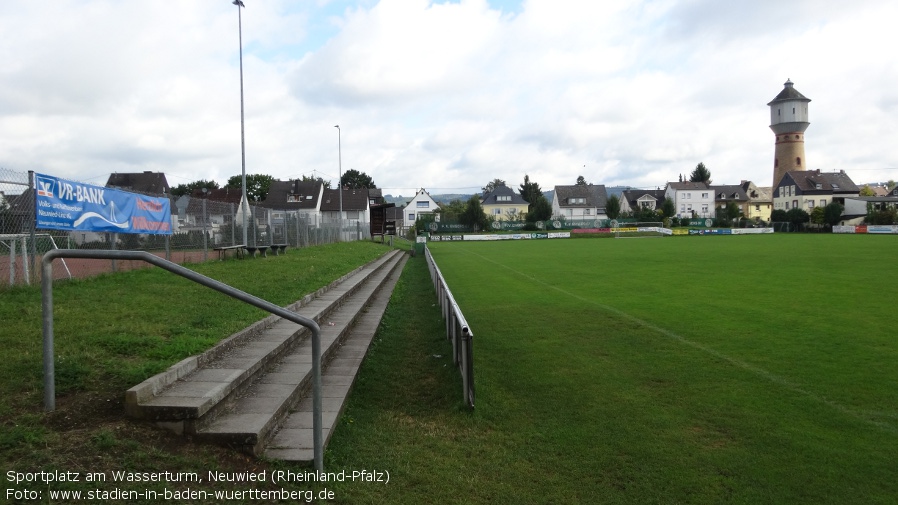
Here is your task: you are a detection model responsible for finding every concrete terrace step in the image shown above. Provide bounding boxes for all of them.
[192,252,407,453]
[263,253,408,462]
[125,249,403,432]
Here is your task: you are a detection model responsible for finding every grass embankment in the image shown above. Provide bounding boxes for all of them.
[0,241,391,500]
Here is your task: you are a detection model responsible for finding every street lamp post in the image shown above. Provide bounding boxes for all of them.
[334,125,342,241]
[234,0,248,247]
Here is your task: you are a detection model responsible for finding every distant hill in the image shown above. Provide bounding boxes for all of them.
[383,193,476,207]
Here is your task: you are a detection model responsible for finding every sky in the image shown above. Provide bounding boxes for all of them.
[2,0,897,198]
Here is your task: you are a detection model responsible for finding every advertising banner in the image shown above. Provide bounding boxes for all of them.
[34,173,172,235]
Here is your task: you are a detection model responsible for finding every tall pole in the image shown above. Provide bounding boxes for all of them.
[235,0,248,247]
[335,125,342,241]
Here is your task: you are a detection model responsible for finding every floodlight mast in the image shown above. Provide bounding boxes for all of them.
[234,0,248,247]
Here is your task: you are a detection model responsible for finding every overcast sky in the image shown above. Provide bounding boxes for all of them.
[2,0,897,197]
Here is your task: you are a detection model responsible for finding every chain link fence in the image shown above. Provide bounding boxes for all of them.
[1,168,369,287]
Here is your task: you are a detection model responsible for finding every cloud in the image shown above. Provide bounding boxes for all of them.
[1,0,897,198]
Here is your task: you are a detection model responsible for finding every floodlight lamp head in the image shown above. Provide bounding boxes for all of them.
[233,0,244,7]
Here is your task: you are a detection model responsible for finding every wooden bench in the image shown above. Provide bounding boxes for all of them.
[245,245,270,258]
[270,244,288,256]
[213,244,246,260]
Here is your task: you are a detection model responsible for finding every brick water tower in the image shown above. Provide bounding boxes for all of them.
[768,79,811,188]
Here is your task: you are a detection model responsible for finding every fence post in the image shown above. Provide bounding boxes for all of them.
[230,203,236,247]
[202,197,208,262]
[28,170,36,279]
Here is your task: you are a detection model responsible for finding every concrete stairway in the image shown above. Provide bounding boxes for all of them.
[126,249,407,463]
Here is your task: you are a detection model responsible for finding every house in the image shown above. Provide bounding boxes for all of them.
[404,189,440,226]
[741,181,773,223]
[619,189,666,215]
[551,184,609,220]
[481,183,529,221]
[0,190,33,235]
[664,181,713,219]
[175,187,246,243]
[841,185,898,225]
[711,184,750,219]
[106,171,170,196]
[319,187,371,226]
[772,170,859,213]
[262,180,324,227]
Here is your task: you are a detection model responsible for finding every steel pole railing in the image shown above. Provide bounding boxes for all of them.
[41,249,324,470]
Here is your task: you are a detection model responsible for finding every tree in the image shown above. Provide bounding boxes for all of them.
[481,179,506,197]
[605,195,621,220]
[518,174,543,210]
[226,174,274,202]
[770,209,788,223]
[786,208,810,229]
[301,175,331,189]
[724,201,742,223]
[340,169,376,189]
[526,195,553,222]
[811,206,826,225]
[460,195,490,231]
[887,180,896,191]
[576,175,588,186]
[170,179,220,197]
[689,162,711,184]
[859,184,876,197]
[661,197,675,219]
[823,202,844,227]
[436,199,466,221]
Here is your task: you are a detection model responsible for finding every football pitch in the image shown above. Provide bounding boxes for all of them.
[424,234,898,503]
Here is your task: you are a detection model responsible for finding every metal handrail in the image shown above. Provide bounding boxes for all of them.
[40,249,324,471]
[424,245,474,409]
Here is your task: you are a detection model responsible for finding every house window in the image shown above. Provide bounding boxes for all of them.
[701,192,709,199]
[687,204,693,212]
[796,157,801,166]
[701,204,708,214]
[569,197,586,205]
[808,201,814,209]
[792,200,798,208]
[416,201,429,208]
[684,193,691,199]
[492,208,501,215]
[584,208,591,215]
[408,213,415,221]
[497,195,511,202]
[346,211,359,220]
[820,199,826,207]
[755,205,760,211]
[784,202,789,209]
[680,204,685,212]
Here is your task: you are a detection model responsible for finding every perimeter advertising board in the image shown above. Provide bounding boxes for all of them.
[34,173,172,235]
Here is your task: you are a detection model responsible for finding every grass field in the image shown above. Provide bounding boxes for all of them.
[2,235,896,504]
[399,234,897,504]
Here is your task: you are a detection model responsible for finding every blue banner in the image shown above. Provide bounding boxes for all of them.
[34,173,172,235]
